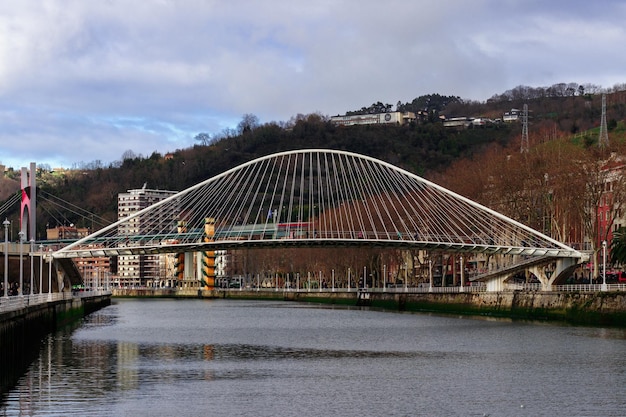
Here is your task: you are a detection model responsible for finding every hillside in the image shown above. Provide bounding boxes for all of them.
[2,84,626,238]
[31,116,513,228]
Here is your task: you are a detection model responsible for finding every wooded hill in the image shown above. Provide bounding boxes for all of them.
[2,84,626,240]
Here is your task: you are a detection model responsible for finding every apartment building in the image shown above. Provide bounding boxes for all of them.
[117,186,178,287]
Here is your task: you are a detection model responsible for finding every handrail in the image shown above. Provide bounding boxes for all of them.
[217,283,626,295]
[0,290,112,314]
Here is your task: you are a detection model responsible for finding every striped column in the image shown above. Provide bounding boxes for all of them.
[201,217,216,290]
[175,221,186,285]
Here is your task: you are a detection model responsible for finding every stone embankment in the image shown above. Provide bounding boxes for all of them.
[112,288,626,326]
[0,294,111,394]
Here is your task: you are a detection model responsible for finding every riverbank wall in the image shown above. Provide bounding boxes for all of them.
[112,288,626,326]
[369,291,626,326]
[0,295,111,394]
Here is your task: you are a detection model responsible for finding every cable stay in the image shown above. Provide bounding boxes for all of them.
[38,189,112,229]
[53,149,583,260]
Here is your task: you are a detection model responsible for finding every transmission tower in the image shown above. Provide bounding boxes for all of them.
[521,103,529,153]
[599,93,609,148]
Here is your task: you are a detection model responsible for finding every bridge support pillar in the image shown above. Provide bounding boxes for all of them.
[485,275,509,292]
[528,257,580,290]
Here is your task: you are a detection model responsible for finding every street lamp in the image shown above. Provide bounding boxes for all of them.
[383,264,386,292]
[460,256,465,292]
[363,266,367,290]
[3,218,9,298]
[48,249,53,297]
[429,259,433,291]
[18,230,24,296]
[602,240,607,291]
[39,244,44,295]
[30,238,35,296]
[403,263,408,292]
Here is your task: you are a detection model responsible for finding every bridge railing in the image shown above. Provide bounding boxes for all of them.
[0,290,112,314]
[221,283,626,294]
[549,283,626,292]
[225,285,488,294]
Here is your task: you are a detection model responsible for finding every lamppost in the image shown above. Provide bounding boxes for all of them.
[363,266,366,290]
[18,230,24,297]
[403,262,408,292]
[30,238,34,296]
[3,218,9,298]
[319,270,323,292]
[602,240,607,291]
[39,244,44,295]
[48,249,53,297]
[383,264,386,292]
[428,259,433,291]
[460,256,465,292]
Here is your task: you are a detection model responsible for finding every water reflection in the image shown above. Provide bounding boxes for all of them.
[2,299,626,417]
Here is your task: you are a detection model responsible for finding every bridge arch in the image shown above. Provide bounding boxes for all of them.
[54,149,584,283]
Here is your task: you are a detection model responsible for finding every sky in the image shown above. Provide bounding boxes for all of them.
[1,0,625,170]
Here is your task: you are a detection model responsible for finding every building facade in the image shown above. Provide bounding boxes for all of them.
[45,225,111,289]
[597,158,626,255]
[117,186,178,287]
[330,111,416,126]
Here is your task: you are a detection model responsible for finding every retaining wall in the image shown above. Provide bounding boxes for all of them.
[217,290,626,326]
[0,295,111,395]
[110,288,626,326]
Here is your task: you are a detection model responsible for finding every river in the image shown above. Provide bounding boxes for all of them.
[1,298,626,416]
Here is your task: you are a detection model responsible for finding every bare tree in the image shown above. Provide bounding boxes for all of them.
[121,149,137,161]
[570,149,626,278]
[194,133,212,146]
[237,114,260,135]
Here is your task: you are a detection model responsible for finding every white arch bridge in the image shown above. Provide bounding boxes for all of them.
[54,149,587,291]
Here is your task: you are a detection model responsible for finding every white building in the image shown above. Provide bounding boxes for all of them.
[503,109,521,122]
[331,111,416,126]
[442,117,472,129]
[117,186,178,287]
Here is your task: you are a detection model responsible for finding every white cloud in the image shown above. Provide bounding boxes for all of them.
[0,0,625,169]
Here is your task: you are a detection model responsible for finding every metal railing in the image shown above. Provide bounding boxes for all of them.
[0,290,111,314]
[218,282,626,295]
[549,283,626,292]
[220,285,489,294]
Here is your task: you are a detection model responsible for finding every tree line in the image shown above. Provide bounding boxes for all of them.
[2,83,626,277]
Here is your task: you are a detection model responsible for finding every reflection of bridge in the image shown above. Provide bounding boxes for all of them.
[53,149,587,291]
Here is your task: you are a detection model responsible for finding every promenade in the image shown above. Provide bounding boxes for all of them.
[111,284,626,326]
[1,289,111,312]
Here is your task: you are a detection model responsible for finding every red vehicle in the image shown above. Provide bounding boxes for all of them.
[619,272,626,283]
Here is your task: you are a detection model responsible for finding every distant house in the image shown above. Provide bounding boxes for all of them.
[442,117,472,129]
[442,116,496,129]
[503,109,521,122]
[330,111,416,126]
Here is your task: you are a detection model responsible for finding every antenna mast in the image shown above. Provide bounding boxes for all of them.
[599,93,609,148]
[521,103,529,153]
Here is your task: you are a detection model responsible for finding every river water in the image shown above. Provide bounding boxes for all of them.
[1,298,626,416]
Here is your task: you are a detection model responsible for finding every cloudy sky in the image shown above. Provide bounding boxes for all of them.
[1,0,625,170]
